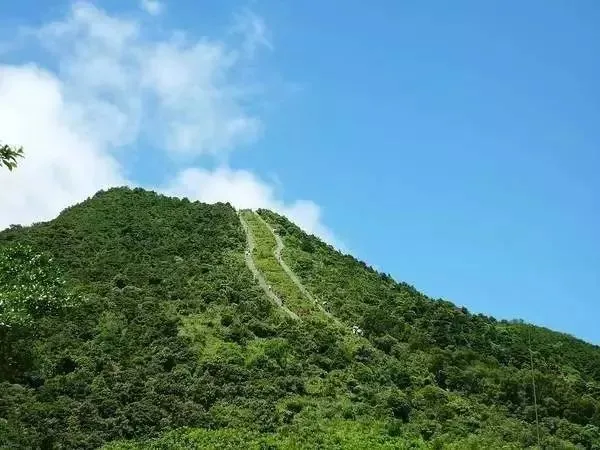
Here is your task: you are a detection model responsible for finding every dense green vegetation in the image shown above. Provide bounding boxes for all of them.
[0,187,598,448]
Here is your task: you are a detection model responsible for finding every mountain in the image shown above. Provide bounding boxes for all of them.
[1,187,599,449]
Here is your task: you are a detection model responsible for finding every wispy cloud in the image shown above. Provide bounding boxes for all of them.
[140,0,164,16]
[33,1,262,155]
[231,9,273,57]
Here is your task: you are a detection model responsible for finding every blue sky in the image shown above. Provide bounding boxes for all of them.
[0,1,598,344]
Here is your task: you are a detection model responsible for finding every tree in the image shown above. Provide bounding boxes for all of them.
[0,243,74,328]
[0,143,24,171]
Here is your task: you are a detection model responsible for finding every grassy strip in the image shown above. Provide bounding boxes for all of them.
[241,210,324,319]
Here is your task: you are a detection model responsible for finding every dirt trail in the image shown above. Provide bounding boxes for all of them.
[238,211,299,321]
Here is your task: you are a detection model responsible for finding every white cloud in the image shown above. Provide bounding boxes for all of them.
[142,37,263,154]
[30,1,264,155]
[162,167,340,247]
[0,64,124,227]
[0,2,338,246]
[140,0,164,16]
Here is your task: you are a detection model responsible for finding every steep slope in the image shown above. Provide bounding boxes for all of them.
[0,188,598,449]
[259,208,600,448]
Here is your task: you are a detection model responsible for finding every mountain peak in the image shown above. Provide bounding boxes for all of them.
[1,188,599,449]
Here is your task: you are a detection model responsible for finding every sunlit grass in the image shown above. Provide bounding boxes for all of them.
[241,210,324,318]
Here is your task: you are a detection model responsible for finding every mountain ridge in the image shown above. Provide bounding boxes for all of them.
[1,186,599,449]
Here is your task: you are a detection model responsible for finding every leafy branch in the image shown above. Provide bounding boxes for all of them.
[0,143,24,171]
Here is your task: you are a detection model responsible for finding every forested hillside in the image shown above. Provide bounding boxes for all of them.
[0,188,598,449]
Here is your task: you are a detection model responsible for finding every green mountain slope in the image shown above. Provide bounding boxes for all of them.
[0,187,598,449]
